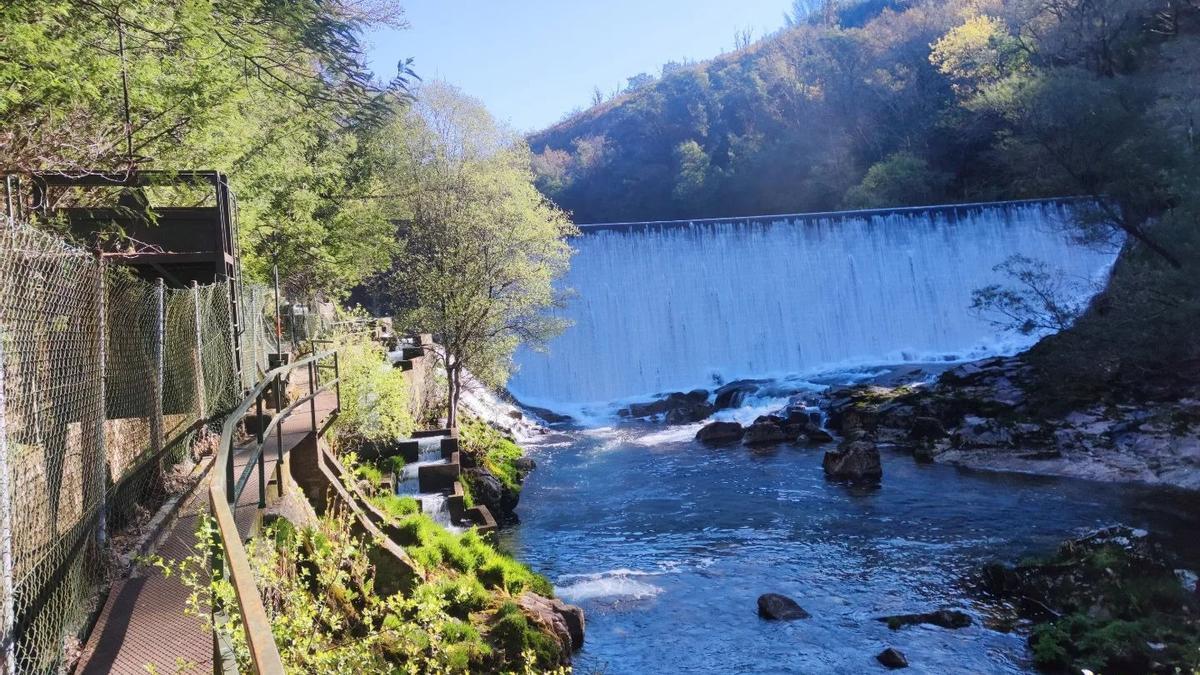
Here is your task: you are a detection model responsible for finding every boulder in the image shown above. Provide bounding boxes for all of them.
[744,421,788,446]
[754,414,786,426]
[823,440,882,481]
[757,593,810,620]
[804,428,835,444]
[665,402,715,425]
[462,468,519,524]
[517,593,574,658]
[714,380,764,409]
[878,609,972,630]
[877,647,908,669]
[685,388,710,403]
[908,416,947,442]
[513,456,537,474]
[696,421,745,444]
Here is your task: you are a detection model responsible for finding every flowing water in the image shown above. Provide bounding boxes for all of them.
[498,201,1191,673]
[509,200,1117,408]
[501,423,1200,674]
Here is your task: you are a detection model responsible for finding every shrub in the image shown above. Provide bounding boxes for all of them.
[460,417,525,493]
[335,336,414,444]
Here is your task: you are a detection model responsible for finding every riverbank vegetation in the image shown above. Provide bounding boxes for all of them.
[362,82,579,427]
[157,510,567,674]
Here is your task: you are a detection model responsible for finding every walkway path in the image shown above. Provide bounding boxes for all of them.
[74,381,337,674]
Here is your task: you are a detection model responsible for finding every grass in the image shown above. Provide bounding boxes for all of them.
[370,493,420,520]
[459,417,525,493]
[393,513,553,597]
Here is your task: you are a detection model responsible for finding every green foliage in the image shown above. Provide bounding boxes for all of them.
[843,151,952,209]
[460,418,525,493]
[1,0,412,298]
[334,336,414,444]
[363,82,579,425]
[392,514,552,596]
[152,509,563,674]
[371,494,420,520]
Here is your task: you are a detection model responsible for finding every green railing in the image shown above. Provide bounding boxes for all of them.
[209,349,341,674]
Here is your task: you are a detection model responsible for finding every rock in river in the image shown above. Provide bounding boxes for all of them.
[744,421,788,446]
[757,593,810,620]
[877,647,909,669]
[822,440,882,481]
[878,609,972,630]
[696,421,745,445]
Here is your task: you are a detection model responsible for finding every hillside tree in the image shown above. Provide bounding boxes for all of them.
[366,83,578,427]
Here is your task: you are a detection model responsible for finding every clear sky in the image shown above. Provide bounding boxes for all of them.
[365,0,791,133]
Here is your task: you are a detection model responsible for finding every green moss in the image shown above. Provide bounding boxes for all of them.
[460,418,525,493]
[370,493,419,520]
[394,514,552,596]
[354,462,384,491]
[380,454,406,475]
[490,601,563,670]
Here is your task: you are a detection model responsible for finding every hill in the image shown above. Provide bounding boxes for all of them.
[527,0,1196,224]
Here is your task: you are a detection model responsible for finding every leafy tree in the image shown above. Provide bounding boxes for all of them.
[365,83,578,427]
[930,14,1027,96]
[970,255,1094,334]
[0,0,414,297]
[969,69,1185,266]
[672,140,712,207]
[843,151,951,208]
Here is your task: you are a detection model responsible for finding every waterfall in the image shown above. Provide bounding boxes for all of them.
[419,491,459,530]
[509,200,1117,406]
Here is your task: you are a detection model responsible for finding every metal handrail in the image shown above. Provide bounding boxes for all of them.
[209,348,341,674]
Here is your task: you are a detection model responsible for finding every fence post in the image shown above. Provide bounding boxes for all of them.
[151,279,164,459]
[0,338,17,675]
[307,360,317,433]
[191,281,206,419]
[224,281,242,393]
[95,263,107,547]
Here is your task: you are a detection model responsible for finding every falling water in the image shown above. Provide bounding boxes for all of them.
[509,199,1117,406]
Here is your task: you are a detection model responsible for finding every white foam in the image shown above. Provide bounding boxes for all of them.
[555,569,665,602]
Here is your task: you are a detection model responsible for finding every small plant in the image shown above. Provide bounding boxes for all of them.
[460,417,526,493]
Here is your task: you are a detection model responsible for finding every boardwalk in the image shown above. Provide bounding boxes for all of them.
[74,385,337,674]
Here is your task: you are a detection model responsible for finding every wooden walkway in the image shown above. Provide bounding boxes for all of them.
[74,386,337,674]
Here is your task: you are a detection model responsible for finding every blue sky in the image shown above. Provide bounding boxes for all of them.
[365,1,790,133]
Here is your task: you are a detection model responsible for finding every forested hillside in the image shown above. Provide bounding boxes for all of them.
[529,0,1199,224]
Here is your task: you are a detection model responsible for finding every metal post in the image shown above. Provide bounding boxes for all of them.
[151,279,164,458]
[274,373,283,487]
[191,281,206,418]
[223,279,242,393]
[255,387,266,508]
[307,361,317,433]
[95,263,107,546]
[272,263,281,356]
[333,351,341,412]
[0,338,18,675]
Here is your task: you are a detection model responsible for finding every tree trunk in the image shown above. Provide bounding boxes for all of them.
[446,362,459,430]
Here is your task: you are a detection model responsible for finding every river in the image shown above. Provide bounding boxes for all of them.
[500,419,1200,674]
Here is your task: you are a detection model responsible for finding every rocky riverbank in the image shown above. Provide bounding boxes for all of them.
[820,356,1200,491]
[979,526,1200,673]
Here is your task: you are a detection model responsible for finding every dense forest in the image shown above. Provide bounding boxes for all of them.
[529,0,1199,224]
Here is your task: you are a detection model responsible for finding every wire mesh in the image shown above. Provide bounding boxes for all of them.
[0,222,261,672]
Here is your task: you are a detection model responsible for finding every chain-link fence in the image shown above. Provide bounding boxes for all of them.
[0,223,266,672]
